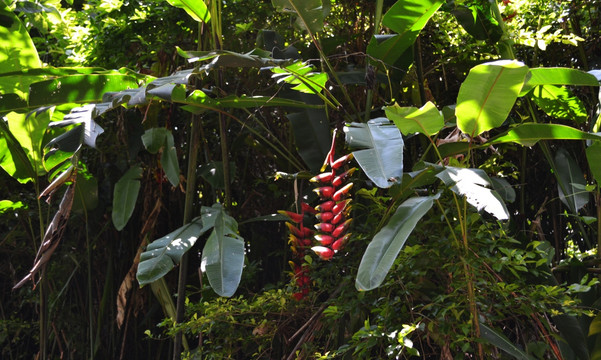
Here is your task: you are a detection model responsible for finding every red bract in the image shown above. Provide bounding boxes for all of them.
[278,210,304,223]
[310,172,334,183]
[313,186,335,198]
[315,200,335,212]
[311,133,355,260]
[311,246,334,260]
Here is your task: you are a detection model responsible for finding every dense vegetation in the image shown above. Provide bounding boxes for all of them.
[2,0,601,359]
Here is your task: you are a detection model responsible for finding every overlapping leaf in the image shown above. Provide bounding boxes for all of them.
[200,204,245,297]
[356,195,437,291]
[456,60,528,137]
[344,118,404,188]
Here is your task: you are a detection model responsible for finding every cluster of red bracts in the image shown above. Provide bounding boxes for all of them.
[279,131,355,299]
[310,154,355,260]
[279,202,316,301]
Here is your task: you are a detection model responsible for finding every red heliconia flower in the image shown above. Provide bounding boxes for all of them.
[315,200,335,212]
[332,219,352,238]
[332,182,353,201]
[332,199,352,215]
[331,212,345,225]
[301,202,318,215]
[315,211,334,222]
[314,234,334,246]
[331,153,354,170]
[332,168,357,187]
[310,172,334,183]
[278,210,304,223]
[311,246,334,260]
[313,186,335,199]
[314,222,334,233]
[331,233,351,251]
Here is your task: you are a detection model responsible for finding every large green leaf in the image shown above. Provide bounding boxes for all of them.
[450,4,503,44]
[200,204,245,297]
[385,101,444,136]
[531,85,588,123]
[344,118,404,188]
[367,0,443,66]
[28,74,139,107]
[586,142,601,185]
[356,195,437,291]
[0,1,41,76]
[0,113,40,183]
[271,0,329,34]
[141,128,180,187]
[286,93,331,173]
[554,148,588,213]
[165,0,210,22]
[271,61,328,94]
[554,314,591,360]
[480,323,533,360]
[5,108,53,177]
[137,217,212,286]
[521,67,599,95]
[436,167,509,220]
[456,60,528,136]
[112,165,143,231]
[488,123,601,147]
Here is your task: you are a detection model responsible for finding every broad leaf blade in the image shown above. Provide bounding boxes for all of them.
[521,67,599,95]
[200,204,245,297]
[554,148,588,213]
[344,118,404,188]
[271,0,329,34]
[456,60,528,136]
[488,123,601,147]
[112,165,143,231]
[436,167,509,220]
[0,112,40,183]
[385,101,444,136]
[29,74,139,107]
[531,85,588,123]
[586,142,601,185]
[356,195,436,291]
[0,1,41,75]
[480,323,533,360]
[165,0,210,23]
[6,108,53,176]
[137,217,210,286]
[367,0,442,66]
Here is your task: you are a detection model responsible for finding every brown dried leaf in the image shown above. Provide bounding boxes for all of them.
[13,181,76,290]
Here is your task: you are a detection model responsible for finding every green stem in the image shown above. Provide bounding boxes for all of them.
[173,115,201,360]
[363,0,384,122]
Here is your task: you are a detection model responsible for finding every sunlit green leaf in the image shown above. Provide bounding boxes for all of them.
[436,167,509,220]
[385,101,444,136]
[165,0,210,23]
[367,0,443,66]
[0,200,27,214]
[344,118,404,188]
[28,74,139,107]
[531,85,588,123]
[456,60,528,136]
[488,123,601,147]
[521,67,599,95]
[0,1,41,76]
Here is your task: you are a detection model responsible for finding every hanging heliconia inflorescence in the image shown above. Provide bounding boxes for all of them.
[279,130,355,300]
[279,202,316,300]
[309,130,355,260]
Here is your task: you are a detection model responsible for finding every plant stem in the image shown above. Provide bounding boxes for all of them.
[173,115,201,359]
